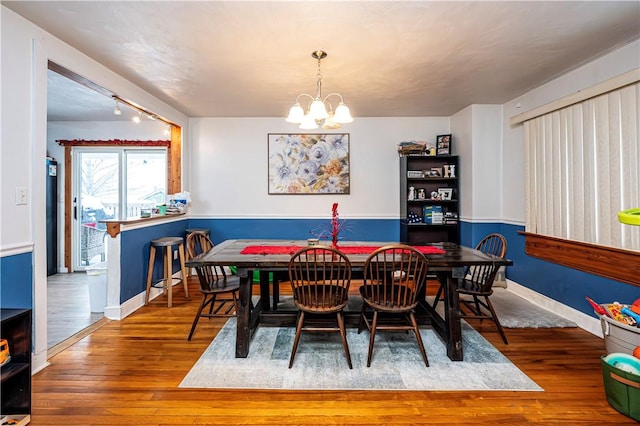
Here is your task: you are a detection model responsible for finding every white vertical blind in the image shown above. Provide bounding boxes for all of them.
[525,82,640,251]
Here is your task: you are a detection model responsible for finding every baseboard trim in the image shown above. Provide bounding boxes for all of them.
[505,280,603,338]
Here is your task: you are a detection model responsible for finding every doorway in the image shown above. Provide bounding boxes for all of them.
[45,62,180,351]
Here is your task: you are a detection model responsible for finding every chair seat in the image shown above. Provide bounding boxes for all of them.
[293,285,348,313]
[359,285,419,311]
[457,278,494,296]
[202,276,241,293]
[151,237,184,247]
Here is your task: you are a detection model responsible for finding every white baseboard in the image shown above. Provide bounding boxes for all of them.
[104,272,184,320]
[505,280,603,338]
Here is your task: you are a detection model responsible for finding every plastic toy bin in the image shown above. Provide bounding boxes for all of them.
[601,356,640,421]
[600,314,640,355]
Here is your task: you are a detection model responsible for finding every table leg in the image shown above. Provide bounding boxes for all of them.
[443,268,464,361]
[235,267,253,358]
[259,270,271,311]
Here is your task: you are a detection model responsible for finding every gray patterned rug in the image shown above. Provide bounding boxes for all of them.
[180,318,542,391]
[476,288,577,328]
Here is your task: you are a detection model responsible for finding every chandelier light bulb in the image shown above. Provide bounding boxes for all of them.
[286,103,305,123]
[299,113,319,130]
[132,112,141,123]
[333,102,353,124]
[309,99,329,120]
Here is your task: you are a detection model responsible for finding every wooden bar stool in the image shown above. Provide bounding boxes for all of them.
[144,237,189,307]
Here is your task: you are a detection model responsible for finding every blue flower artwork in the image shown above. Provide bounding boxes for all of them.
[268,133,350,194]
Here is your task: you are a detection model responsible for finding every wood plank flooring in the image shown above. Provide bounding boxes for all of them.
[32,277,637,425]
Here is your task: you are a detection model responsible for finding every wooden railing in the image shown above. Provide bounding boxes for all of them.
[520,231,639,287]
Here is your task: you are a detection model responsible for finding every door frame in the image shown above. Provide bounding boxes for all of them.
[62,139,178,272]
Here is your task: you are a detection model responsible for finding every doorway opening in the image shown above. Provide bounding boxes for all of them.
[45,61,182,351]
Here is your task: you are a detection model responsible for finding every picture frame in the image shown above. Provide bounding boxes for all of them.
[268,133,350,194]
[438,187,453,201]
[429,167,442,177]
[436,134,452,156]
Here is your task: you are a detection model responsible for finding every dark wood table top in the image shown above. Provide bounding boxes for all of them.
[186,239,512,269]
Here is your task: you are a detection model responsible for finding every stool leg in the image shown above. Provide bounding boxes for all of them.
[178,243,189,299]
[145,246,156,306]
[165,246,173,308]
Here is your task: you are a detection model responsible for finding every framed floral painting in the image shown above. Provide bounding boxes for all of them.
[268,133,350,194]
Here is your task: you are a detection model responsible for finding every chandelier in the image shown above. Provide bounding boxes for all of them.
[286,50,353,130]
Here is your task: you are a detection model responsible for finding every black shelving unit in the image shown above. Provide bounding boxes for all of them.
[400,155,460,244]
[1,308,32,424]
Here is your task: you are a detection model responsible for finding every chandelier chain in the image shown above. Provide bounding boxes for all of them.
[316,56,323,99]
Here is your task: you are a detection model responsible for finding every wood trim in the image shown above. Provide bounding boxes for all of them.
[64,147,72,272]
[57,139,170,147]
[520,231,640,287]
[510,68,640,125]
[101,213,186,238]
[169,125,181,194]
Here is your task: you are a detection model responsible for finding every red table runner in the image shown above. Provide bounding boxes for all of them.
[240,245,445,255]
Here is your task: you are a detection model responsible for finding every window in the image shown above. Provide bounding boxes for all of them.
[524,82,640,251]
[75,147,167,267]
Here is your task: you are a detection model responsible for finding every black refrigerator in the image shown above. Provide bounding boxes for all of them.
[46,158,57,276]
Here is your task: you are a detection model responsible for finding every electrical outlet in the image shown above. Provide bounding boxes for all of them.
[15,187,27,205]
[174,250,178,260]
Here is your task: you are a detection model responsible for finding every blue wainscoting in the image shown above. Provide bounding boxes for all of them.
[0,252,33,308]
[119,219,189,303]
[186,218,400,245]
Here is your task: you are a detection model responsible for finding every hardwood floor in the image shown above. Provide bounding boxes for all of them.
[32,277,636,425]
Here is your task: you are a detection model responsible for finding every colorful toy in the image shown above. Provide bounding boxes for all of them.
[621,306,640,324]
[603,352,640,375]
[586,296,608,316]
[618,208,640,226]
[0,339,10,366]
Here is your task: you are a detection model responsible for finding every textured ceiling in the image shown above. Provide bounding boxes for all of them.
[5,1,640,121]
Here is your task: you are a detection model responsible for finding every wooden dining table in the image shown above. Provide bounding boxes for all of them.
[186,239,512,361]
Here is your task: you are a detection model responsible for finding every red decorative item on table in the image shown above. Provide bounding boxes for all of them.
[331,202,340,248]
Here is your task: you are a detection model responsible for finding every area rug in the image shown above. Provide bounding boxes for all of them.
[180,318,542,391]
[273,288,578,329]
[474,288,577,328]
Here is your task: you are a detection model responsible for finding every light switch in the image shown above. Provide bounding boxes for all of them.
[15,187,27,205]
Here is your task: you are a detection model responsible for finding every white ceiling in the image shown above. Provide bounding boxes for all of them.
[5,1,640,121]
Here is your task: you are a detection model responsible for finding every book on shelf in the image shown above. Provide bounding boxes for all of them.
[423,205,443,224]
[443,211,458,224]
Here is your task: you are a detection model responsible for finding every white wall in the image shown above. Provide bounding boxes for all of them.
[451,107,472,221]
[188,117,450,219]
[502,39,640,225]
[451,105,502,222]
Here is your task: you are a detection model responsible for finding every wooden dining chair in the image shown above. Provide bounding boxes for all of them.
[288,246,352,369]
[358,244,430,367]
[185,231,240,340]
[432,232,508,344]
